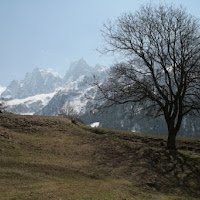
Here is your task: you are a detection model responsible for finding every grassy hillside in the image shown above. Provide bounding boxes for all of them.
[0,113,200,200]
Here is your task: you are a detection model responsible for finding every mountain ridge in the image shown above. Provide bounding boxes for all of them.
[1,59,200,138]
[1,59,106,116]
[1,67,63,99]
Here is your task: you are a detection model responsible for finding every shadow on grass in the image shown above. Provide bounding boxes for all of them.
[146,149,200,197]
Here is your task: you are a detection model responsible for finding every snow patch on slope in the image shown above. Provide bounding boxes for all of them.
[90,122,100,127]
[0,86,6,95]
[7,92,56,107]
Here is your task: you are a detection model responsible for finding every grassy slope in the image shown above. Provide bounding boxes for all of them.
[0,113,200,200]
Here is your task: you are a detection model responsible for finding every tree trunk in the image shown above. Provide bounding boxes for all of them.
[167,128,177,150]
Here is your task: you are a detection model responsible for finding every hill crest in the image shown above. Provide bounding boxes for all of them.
[0,113,200,199]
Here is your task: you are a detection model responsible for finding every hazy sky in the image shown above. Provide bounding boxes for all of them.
[1,0,200,86]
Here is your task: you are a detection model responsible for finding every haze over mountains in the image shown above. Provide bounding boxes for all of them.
[1,59,107,116]
[1,58,200,138]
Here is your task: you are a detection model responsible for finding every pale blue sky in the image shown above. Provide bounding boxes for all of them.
[1,0,200,86]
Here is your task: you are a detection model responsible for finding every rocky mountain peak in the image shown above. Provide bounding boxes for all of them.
[1,68,63,99]
[64,58,92,82]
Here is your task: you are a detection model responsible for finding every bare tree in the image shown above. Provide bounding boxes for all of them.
[0,101,7,113]
[94,4,200,150]
[58,101,78,119]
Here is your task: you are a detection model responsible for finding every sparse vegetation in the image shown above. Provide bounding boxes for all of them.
[0,113,199,199]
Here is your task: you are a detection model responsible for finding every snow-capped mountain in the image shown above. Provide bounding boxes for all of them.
[1,68,63,99]
[64,59,107,82]
[36,69,105,117]
[5,92,57,115]
[64,58,92,82]
[1,59,106,115]
[35,59,107,117]
[1,58,200,138]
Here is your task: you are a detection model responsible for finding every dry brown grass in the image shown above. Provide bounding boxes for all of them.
[0,113,200,200]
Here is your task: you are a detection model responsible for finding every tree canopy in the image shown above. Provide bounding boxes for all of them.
[93,4,200,150]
